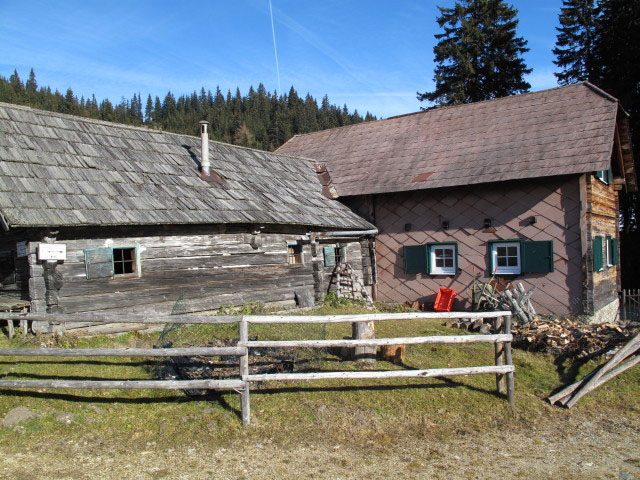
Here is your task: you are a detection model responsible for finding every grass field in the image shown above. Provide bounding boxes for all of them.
[0,304,638,479]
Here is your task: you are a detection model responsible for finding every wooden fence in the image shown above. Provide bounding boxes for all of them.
[0,311,514,426]
[620,289,640,321]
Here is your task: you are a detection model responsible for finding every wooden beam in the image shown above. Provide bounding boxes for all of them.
[242,334,512,349]
[0,347,245,357]
[0,379,245,390]
[247,365,514,382]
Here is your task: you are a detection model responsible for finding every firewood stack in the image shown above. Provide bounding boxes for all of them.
[513,318,638,358]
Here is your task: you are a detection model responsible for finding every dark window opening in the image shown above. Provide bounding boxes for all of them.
[113,247,136,275]
[288,245,303,265]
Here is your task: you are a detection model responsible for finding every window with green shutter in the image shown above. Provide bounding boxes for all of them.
[522,241,554,273]
[84,246,141,280]
[593,236,603,272]
[488,239,554,275]
[404,245,428,274]
[612,238,619,265]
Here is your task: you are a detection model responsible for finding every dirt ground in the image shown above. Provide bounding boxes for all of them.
[1,409,638,480]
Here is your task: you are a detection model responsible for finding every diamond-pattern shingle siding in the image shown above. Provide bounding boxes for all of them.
[0,103,373,230]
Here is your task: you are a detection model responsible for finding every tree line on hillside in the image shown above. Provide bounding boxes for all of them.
[0,69,375,151]
[418,0,639,287]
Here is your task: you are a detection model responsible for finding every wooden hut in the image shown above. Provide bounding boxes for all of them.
[277,83,638,321]
[0,103,376,333]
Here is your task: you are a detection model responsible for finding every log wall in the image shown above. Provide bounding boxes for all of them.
[584,173,620,314]
[21,224,368,331]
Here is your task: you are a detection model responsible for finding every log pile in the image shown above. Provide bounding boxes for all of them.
[473,281,537,324]
[445,315,638,360]
[512,318,638,358]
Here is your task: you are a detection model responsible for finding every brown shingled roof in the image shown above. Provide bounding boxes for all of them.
[276,83,628,197]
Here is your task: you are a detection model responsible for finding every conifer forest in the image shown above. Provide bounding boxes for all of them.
[0,68,375,151]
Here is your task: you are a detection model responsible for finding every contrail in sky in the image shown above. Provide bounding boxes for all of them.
[269,0,281,95]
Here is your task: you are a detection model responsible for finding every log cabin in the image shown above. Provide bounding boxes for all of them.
[277,82,638,321]
[0,103,376,333]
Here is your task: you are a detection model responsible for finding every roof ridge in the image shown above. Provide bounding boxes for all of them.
[280,83,613,143]
[0,101,314,163]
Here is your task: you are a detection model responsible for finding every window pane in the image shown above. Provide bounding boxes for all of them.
[507,257,518,266]
[497,258,507,267]
[444,259,453,267]
[443,250,453,258]
[497,246,506,256]
[436,259,444,267]
[507,246,518,256]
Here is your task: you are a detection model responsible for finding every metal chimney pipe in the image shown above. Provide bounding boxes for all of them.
[199,120,210,175]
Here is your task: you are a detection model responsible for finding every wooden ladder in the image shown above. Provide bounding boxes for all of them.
[329,263,374,306]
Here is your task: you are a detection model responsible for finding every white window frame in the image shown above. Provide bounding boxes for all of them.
[606,237,613,268]
[491,242,521,275]
[429,244,456,275]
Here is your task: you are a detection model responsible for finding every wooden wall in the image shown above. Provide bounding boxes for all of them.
[0,228,32,302]
[583,173,620,314]
[345,176,585,315]
[22,224,368,331]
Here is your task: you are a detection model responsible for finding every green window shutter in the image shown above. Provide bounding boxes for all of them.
[323,247,336,267]
[612,238,619,265]
[593,236,603,271]
[522,241,554,273]
[404,245,427,274]
[84,247,114,279]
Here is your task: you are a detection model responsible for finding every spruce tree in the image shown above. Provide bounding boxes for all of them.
[418,0,531,106]
[553,0,599,85]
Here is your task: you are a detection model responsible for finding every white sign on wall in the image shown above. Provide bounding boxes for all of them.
[38,243,67,261]
[16,241,28,258]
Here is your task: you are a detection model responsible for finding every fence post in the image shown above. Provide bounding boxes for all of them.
[239,316,250,426]
[504,314,515,408]
[494,316,506,394]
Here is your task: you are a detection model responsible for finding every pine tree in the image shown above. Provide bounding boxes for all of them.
[418,0,531,106]
[553,0,599,85]
[145,94,153,123]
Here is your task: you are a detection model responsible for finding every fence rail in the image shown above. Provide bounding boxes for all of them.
[0,310,515,426]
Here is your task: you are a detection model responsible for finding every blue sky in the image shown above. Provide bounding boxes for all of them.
[0,0,563,119]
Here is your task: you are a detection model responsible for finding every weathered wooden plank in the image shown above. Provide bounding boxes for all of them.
[247,365,515,382]
[0,312,241,324]
[243,334,512,348]
[0,347,245,357]
[245,311,511,323]
[0,379,245,390]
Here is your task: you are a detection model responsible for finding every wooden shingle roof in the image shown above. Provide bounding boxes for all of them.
[0,103,373,230]
[277,83,631,196]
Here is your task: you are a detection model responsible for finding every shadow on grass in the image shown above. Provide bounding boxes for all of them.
[0,389,242,418]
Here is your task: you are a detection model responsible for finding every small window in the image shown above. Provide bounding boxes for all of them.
[323,246,346,267]
[288,244,303,265]
[606,236,613,268]
[429,244,456,275]
[491,242,521,275]
[113,247,136,275]
[595,169,611,185]
[84,246,140,280]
